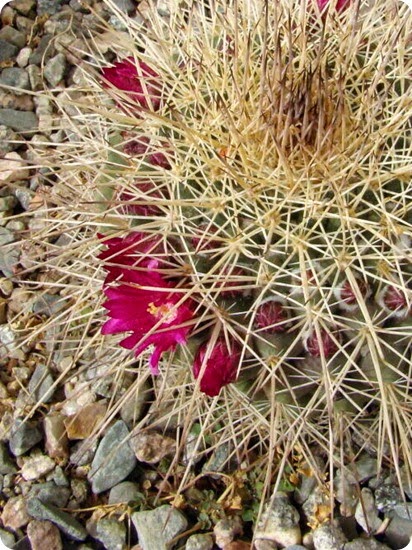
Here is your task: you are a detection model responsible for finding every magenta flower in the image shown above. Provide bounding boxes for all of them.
[316,0,350,12]
[117,181,165,218]
[193,338,241,396]
[101,57,162,111]
[99,233,194,374]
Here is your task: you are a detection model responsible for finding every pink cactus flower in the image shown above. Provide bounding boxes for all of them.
[377,284,410,317]
[99,233,194,374]
[304,327,340,358]
[254,298,290,333]
[101,57,162,111]
[316,0,351,12]
[193,338,241,396]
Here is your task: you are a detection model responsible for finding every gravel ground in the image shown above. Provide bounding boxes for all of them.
[1,1,412,549]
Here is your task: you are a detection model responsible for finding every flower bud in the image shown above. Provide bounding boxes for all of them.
[193,338,241,396]
[254,298,290,333]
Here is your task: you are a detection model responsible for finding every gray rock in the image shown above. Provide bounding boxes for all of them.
[392,502,412,520]
[185,533,214,550]
[213,516,243,548]
[9,418,43,457]
[354,457,379,482]
[284,546,308,550]
[334,470,359,516]
[29,35,54,66]
[0,26,27,49]
[0,125,20,155]
[37,0,64,16]
[0,68,30,95]
[13,0,36,15]
[27,520,63,550]
[344,538,391,549]
[0,324,23,359]
[88,420,137,494]
[313,521,347,550]
[355,488,382,534]
[0,109,38,132]
[70,478,89,505]
[21,454,55,481]
[44,53,67,87]
[29,482,71,508]
[108,481,141,505]
[26,498,87,541]
[0,527,15,549]
[0,442,17,474]
[255,492,301,547]
[112,0,136,13]
[132,504,188,550]
[374,483,403,513]
[94,518,127,550]
[0,40,18,63]
[70,438,98,466]
[384,513,412,549]
[1,495,31,531]
[399,465,412,500]
[28,364,55,404]
[27,64,43,91]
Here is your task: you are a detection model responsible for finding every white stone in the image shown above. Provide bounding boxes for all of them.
[0,152,29,183]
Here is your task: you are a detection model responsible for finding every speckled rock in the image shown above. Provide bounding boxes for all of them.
[213,516,243,548]
[255,492,301,548]
[43,53,67,87]
[355,488,382,534]
[0,68,30,94]
[21,453,55,481]
[313,520,347,550]
[374,483,403,513]
[131,504,188,550]
[28,481,71,508]
[88,420,137,494]
[130,429,176,464]
[1,496,31,531]
[0,26,27,49]
[185,533,214,550]
[0,40,18,63]
[0,442,17,474]
[9,418,43,457]
[94,517,127,550]
[26,498,87,541]
[27,520,63,550]
[0,108,38,132]
[108,481,141,505]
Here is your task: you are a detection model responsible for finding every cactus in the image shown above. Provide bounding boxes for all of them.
[11,0,412,528]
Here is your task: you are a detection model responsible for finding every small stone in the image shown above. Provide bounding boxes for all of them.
[355,488,382,534]
[44,53,67,87]
[27,64,43,91]
[64,401,107,440]
[26,498,87,541]
[21,454,55,481]
[399,465,412,500]
[0,26,26,48]
[1,496,31,531]
[0,108,37,132]
[108,481,141,505]
[0,152,29,183]
[0,324,23,359]
[27,520,63,550]
[384,514,412,549]
[302,485,331,527]
[0,68,30,94]
[313,520,347,550]
[37,0,64,15]
[284,546,308,550]
[0,125,20,155]
[334,470,359,516]
[11,0,36,15]
[354,457,379,483]
[9,418,43,457]
[29,35,54,65]
[44,414,69,460]
[120,381,151,426]
[344,538,391,549]
[213,516,243,548]
[70,478,89,505]
[0,528,15,549]
[253,540,278,550]
[0,40,18,63]
[32,293,66,316]
[185,533,214,550]
[294,456,325,505]
[88,420,137,494]
[374,483,403,513]
[255,493,301,548]
[0,442,17,474]
[0,196,18,212]
[131,504,188,550]
[112,0,136,13]
[392,503,412,520]
[94,517,127,550]
[70,438,98,466]
[28,481,71,508]
[130,430,176,464]
[28,364,55,404]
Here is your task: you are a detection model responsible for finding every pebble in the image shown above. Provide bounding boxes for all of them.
[9,417,43,457]
[64,401,107,440]
[312,520,347,550]
[302,485,331,527]
[27,64,43,91]
[255,493,302,547]
[0,442,17,474]
[0,40,18,63]
[108,481,141,505]
[0,67,31,94]
[88,420,137,494]
[0,125,20,155]
[383,513,412,549]
[392,502,412,520]
[0,528,15,549]
[26,497,87,541]
[334,470,359,516]
[213,516,243,548]
[112,0,136,13]
[355,488,382,534]
[28,364,55,404]
[1,495,31,531]
[21,453,55,481]
[28,481,71,508]
[94,517,127,550]
[70,438,98,466]
[70,478,89,505]
[131,504,188,550]
[37,0,64,15]
[130,429,176,464]
[44,53,67,87]
[185,533,214,550]
[43,414,69,460]
[254,540,278,550]
[0,26,27,49]
[27,520,63,550]
[344,538,392,549]
[13,0,36,16]
[0,152,29,183]
[374,483,403,513]
[0,108,38,132]
[29,35,54,65]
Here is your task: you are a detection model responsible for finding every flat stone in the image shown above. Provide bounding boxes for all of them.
[88,420,137,494]
[131,505,188,550]
[0,152,29,183]
[108,481,141,505]
[130,430,176,464]
[21,454,55,481]
[44,53,67,87]
[27,520,63,550]
[0,68,30,95]
[0,442,17,474]
[1,496,31,531]
[383,513,412,549]
[0,527,15,549]
[29,34,54,65]
[36,0,64,15]
[0,26,27,48]
[344,538,391,549]
[44,414,69,460]
[374,483,403,513]
[0,109,38,132]
[28,364,55,404]
[94,518,127,550]
[28,481,71,508]
[0,40,18,63]
[355,488,382,534]
[9,418,43,457]
[64,401,107,440]
[26,498,87,541]
[255,493,301,548]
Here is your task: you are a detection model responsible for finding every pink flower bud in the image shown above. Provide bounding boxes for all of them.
[254,298,290,333]
[304,327,340,358]
[193,338,241,396]
[377,284,410,317]
[335,277,371,311]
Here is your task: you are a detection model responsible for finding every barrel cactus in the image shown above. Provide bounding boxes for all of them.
[21,0,411,525]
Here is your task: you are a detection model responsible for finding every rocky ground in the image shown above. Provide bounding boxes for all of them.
[1,0,412,549]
